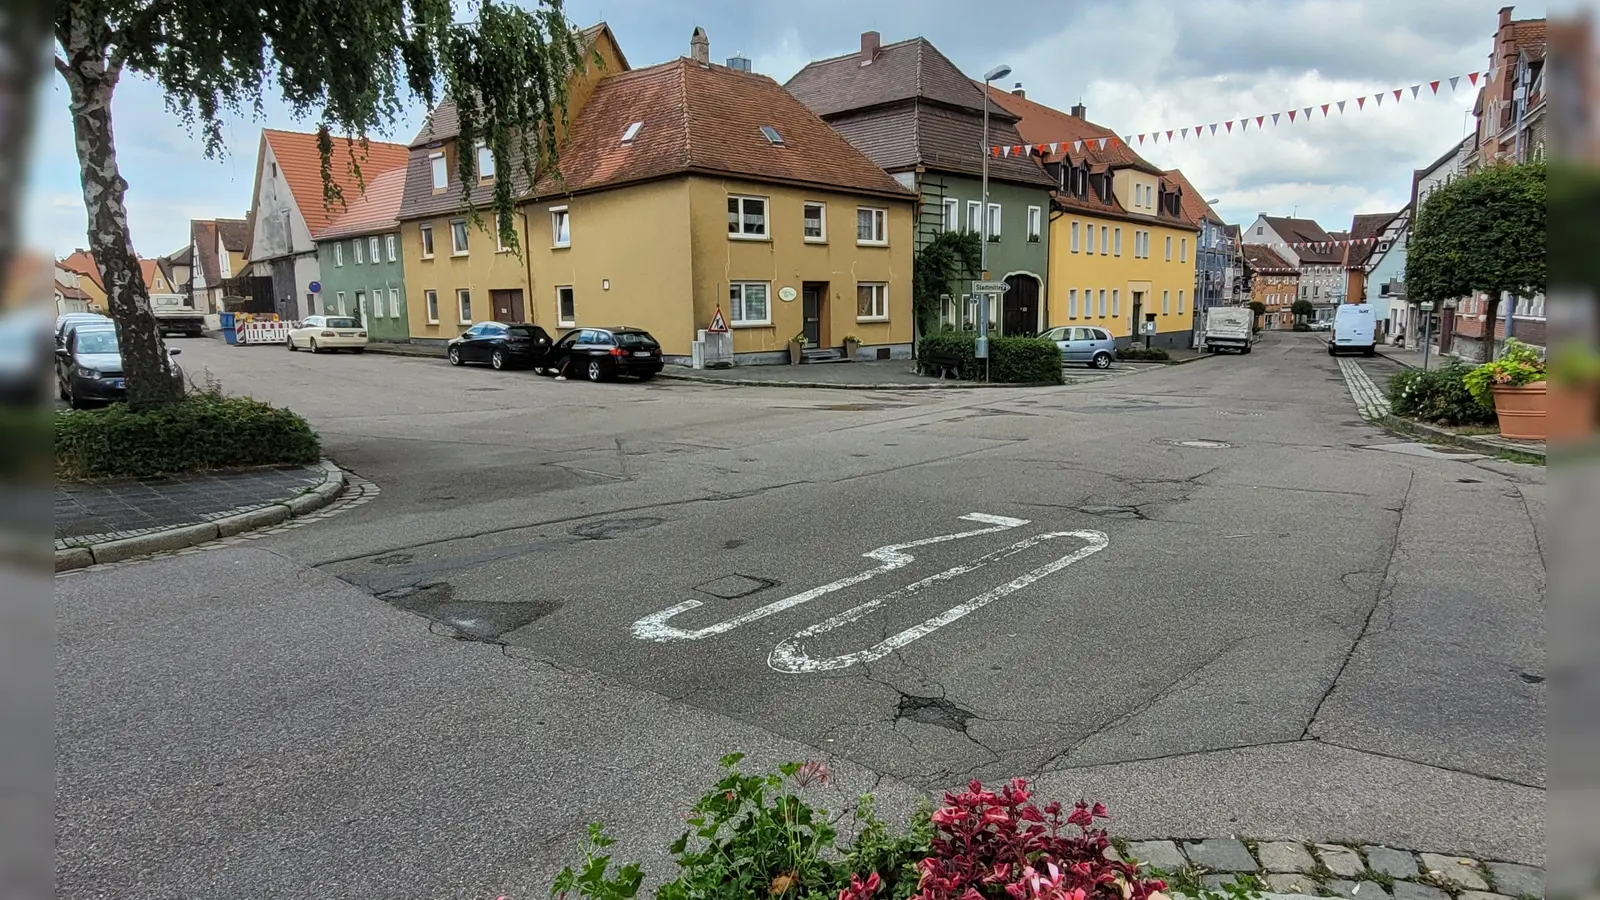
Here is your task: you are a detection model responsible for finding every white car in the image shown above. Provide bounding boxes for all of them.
[286,316,368,353]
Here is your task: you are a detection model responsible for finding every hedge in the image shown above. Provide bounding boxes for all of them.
[918,332,1064,384]
[1387,361,1497,427]
[1116,345,1170,361]
[56,393,321,480]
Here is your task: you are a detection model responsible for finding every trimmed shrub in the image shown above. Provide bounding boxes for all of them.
[918,332,1064,384]
[1117,346,1170,361]
[1388,361,1498,427]
[56,393,321,480]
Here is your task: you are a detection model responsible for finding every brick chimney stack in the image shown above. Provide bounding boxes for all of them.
[1011,82,1025,98]
[690,26,709,64]
[1070,101,1087,118]
[860,31,880,62]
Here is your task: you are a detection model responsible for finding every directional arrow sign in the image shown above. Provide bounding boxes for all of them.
[971,280,1010,293]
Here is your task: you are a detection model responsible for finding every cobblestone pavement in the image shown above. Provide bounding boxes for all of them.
[1121,838,1544,900]
[56,465,326,545]
[1337,356,1392,420]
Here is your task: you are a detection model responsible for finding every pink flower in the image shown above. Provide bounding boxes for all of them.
[793,760,831,787]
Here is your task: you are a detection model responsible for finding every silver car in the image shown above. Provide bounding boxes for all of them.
[1039,325,1116,368]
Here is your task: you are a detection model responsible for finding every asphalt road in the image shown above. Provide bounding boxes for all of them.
[56,333,1547,899]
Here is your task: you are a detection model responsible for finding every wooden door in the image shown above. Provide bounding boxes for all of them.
[1003,275,1039,336]
[802,283,826,347]
[491,289,525,323]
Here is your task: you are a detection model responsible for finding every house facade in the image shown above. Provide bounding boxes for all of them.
[1242,215,1345,322]
[521,40,916,363]
[1242,245,1299,330]
[1364,207,1411,339]
[1468,7,1547,169]
[1163,168,1230,345]
[786,34,1056,336]
[399,23,628,343]
[188,219,249,314]
[58,250,106,309]
[246,129,409,322]
[313,168,410,341]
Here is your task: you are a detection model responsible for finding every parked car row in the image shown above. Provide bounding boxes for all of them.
[53,313,186,408]
[446,323,664,382]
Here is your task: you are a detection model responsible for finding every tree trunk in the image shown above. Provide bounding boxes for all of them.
[58,24,181,406]
[1483,295,1501,362]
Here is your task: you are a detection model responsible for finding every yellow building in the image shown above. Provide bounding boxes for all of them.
[985,90,1202,348]
[396,23,629,341]
[520,40,917,362]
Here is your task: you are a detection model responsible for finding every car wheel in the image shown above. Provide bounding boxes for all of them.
[58,380,69,401]
[636,372,655,382]
[586,359,605,382]
[310,339,320,354]
[491,349,506,370]
[1091,352,1112,369]
[286,337,297,351]
[1327,344,1335,356]
[448,347,462,366]
[1362,347,1375,357]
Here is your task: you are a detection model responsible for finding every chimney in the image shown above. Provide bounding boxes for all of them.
[1070,101,1087,118]
[1011,82,1025,98]
[860,31,880,62]
[1498,5,1513,28]
[690,26,709,64]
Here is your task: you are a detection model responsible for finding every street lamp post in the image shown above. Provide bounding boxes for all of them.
[978,63,1010,382]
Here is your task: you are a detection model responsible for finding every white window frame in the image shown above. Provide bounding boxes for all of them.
[1178,290,1185,314]
[1071,221,1080,253]
[943,198,960,232]
[1181,238,1188,263]
[353,238,364,265]
[728,281,772,326]
[727,195,769,240]
[1069,288,1078,318]
[1099,226,1108,255]
[1112,289,1120,317]
[804,202,827,243]
[1163,290,1171,314]
[986,203,1002,241]
[334,243,344,267]
[334,291,347,315]
[856,207,888,246]
[1098,289,1107,317]
[369,237,381,264]
[496,221,512,254]
[476,143,495,180]
[425,290,439,324]
[456,288,472,325]
[1027,206,1042,242]
[551,206,570,248]
[1114,227,1122,257]
[1085,224,1095,255]
[389,287,400,318]
[430,153,447,191]
[450,219,469,256]
[385,234,397,262]
[1165,235,1173,261]
[966,200,982,233]
[419,224,435,259]
[555,285,575,327]
[856,282,889,322]
[355,290,367,321]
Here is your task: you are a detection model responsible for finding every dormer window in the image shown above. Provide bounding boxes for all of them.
[760,125,785,146]
[621,121,643,145]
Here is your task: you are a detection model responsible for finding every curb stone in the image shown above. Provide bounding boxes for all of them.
[53,460,348,572]
[1379,414,1546,463]
[653,370,1068,390]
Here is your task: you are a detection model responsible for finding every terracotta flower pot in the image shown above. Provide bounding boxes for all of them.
[1492,380,1547,441]
[1547,382,1597,443]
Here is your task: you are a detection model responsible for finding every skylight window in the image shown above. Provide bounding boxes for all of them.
[760,125,785,146]
[621,121,643,145]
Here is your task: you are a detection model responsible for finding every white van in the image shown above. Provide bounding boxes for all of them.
[1328,303,1376,356]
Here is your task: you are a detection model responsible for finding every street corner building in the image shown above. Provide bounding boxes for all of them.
[785,32,1056,337]
[312,167,410,342]
[519,28,917,364]
[982,88,1202,350]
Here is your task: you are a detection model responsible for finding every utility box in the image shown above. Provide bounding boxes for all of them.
[694,329,734,369]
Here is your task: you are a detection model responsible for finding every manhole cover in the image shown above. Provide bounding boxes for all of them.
[1175,439,1232,449]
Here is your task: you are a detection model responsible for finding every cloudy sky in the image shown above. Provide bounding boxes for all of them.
[31,0,1548,259]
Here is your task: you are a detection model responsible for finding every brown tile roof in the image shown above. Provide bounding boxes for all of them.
[1511,18,1547,54]
[1161,169,1222,225]
[314,168,409,240]
[1262,216,1342,264]
[216,218,250,254]
[531,58,914,201]
[1242,244,1297,274]
[261,129,410,237]
[783,36,1051,188]
[60,250,102,291]
[984,85,1164,175]
[1345,211,1397,267]
[190,220,220,286]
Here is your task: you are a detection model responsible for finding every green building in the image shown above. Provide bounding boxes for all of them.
[786,32,1058,335]
[310,168,410,342]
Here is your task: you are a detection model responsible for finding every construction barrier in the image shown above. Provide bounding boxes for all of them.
[237,320,293,346]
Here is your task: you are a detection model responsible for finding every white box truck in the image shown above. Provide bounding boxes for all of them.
[1203,307,1254,354]
[1327,302,1376,356]
[151,294,206,338]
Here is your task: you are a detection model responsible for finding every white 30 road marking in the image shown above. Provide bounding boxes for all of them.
[768,530,1109,673]
[630,513,1030,642]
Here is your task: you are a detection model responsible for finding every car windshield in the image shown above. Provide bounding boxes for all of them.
[507,326,545,339]
[326,318,358,329]
[613,331,658,348]
[76,330,119,355]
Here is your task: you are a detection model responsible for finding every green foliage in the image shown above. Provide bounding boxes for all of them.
[1548,339,1600,386]
[56,393,321,480]
[913,231,982,337]
[0,407,51,480]
[1248,301,1266,317]
[917,332,1064,384]
[1290,298,1315,320]
[1116,346,1170,361]
[1407,163,1545,353]
[1549,162,1600,296]
[1463,338,1546,409]
[843,796,933,900]
[550,824,644,900]
[1388,361,1498,427]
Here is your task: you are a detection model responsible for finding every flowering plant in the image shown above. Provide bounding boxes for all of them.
[1463,338,1546,409]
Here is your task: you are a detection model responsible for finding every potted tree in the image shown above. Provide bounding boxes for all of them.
[1464,338,1547,440]
[842,335,860,360]
[788,331,806,365]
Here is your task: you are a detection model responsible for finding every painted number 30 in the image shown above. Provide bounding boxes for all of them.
[631,514,1109,674]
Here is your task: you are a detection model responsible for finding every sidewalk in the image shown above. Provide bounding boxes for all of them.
[55,461,348,570]
[1376,343,1445,369]
[656,358,1100,389]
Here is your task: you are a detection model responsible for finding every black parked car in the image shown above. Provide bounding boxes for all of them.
[55,312,110,349]
[446,322,554,371]
[56,325,183,408]
[542,327,664,382]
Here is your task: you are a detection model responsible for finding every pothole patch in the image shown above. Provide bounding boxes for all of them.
[569,517,666,540]
[896,695,973,732]
[378,582,562,642]
[1078,505,1146,520]
[695,573,777,600]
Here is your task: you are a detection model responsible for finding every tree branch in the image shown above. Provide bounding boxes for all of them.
[54,55,73,80]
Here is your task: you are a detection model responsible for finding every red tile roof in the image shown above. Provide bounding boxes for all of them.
[261,129,410,237]
[1161,169,1223,225]
[1345,211,1398,267]
[1511,18,1547,54]
[1261,216,1343,264]
[139,259,159,290]
[983,85,1164,175]
[533,58,914,201]
[313,168,409,240]
[1242,244,1297,274]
